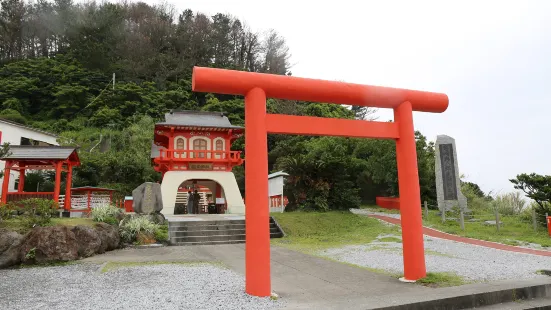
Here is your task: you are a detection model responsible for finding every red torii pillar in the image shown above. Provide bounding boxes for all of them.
[192,66,448,296]
[1,161,12,203]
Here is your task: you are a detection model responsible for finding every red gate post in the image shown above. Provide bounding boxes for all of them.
[244,87,271,296]
[394,101,426,281]
[1,161,11,203]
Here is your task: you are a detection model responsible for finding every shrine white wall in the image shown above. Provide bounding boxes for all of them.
[161,171,244,215]
[0,120,58,196]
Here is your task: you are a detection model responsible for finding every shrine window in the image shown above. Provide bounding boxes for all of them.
[176,138,185,149]
[193,138,208,158]
[215,139,224,151]
[175,137,186,158]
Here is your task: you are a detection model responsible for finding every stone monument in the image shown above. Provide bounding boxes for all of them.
[435,135,468,213]
[132,182,164,222]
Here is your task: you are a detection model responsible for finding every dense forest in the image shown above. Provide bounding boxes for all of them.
[0,0,482,210]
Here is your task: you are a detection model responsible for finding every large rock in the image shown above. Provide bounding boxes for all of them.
[95,223,120,253]
[72,226,101,258]
[132,182,163,214]
[0,229,23,268]
[20,226,78,264]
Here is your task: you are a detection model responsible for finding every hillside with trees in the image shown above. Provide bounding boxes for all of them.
[0,0,441,210]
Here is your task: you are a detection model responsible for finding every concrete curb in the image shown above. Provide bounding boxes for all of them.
[343,278,551,310]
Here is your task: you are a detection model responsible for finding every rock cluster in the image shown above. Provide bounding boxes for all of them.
[0,223,120,268]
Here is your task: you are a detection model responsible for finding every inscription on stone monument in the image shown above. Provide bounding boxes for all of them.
[142,183,154,214]
[435,135,469,213]
[439,144,458,200]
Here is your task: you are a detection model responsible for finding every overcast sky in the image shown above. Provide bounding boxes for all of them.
[134,0,551,196]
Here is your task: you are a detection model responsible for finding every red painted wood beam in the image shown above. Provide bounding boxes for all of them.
[265,114,399,139]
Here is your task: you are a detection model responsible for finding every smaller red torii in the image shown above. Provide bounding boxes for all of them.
[1,146,80,211]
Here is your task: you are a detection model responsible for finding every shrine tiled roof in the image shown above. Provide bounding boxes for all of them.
[3,145,77,160]
[156,110,243,129]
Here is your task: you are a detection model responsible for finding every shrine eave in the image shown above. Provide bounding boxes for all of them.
[154,124,244,131]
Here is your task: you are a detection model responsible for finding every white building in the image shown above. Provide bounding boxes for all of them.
[0,119,58,196]
[268,171,288,212]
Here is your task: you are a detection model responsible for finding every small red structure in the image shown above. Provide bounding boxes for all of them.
[124,196,134,212]
[547,216,551,237]
[67,186,116,212]
[376,197,400,210]
[1,146,80,211]
[192,66,448,296]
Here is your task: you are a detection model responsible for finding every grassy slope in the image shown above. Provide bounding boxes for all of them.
[270,211,400,252]
[361,205,551,247]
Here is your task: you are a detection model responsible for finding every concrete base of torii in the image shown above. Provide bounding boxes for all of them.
[160,171,245,216]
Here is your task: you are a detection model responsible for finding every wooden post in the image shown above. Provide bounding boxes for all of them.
[53,161,62,203]
[17,166,25,192]
[64,164,72,211]
[87,190,92,211]
[1,161,11,203]
[424,201,428,219]
[533,208,538,231]
[459,209,465,231]
[495,209,500,232]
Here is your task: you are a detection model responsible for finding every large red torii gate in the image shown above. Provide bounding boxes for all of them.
[192,66,449,297]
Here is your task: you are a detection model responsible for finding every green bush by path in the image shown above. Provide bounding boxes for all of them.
[91,205,123,224]
[119,216,162,244]
[271,211,400,252]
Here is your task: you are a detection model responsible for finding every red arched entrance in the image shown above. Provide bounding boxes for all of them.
[192,66,448,297]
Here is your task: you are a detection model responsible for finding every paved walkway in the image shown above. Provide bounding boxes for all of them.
[368,214,551,257]
[83,244,427,308]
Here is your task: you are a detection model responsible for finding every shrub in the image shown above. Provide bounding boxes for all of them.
[154,224,169,242]
[119,216,160,244]
[461,183,493,214]
[13,198,58,227]
[0,203,14,221]
[91,204,123,224]
[492,192,526,216]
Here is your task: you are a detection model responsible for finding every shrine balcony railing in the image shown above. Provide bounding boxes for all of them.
[156,149,243,163]
[5,192,54,203]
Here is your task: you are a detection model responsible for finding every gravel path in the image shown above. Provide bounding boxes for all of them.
[350,208,401,219]
[319,234,551,282]
[0,263,280,310]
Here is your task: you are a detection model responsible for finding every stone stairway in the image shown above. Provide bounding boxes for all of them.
[168,217,285,246]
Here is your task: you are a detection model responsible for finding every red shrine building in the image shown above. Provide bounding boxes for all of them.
[1,146,80,211]
[151,111,245,215]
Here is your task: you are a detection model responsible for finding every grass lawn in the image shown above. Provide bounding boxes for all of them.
[362,204,551,248]
[423,210,551,247]
[0,217,95,234]
[270,211,400,252]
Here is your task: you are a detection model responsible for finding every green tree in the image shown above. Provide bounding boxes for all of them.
[510,173,551,225]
